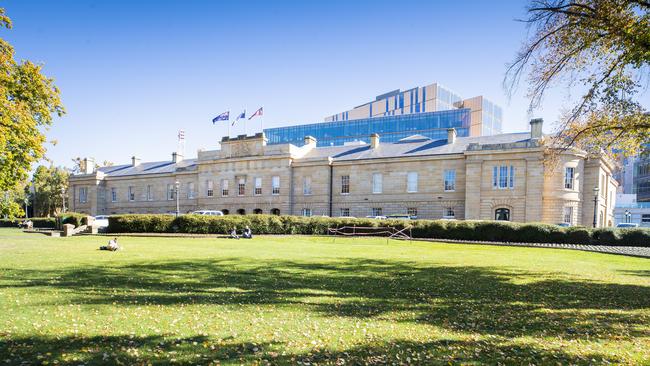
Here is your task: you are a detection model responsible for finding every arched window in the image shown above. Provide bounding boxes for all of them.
[253,208,263,214]
[495,208,510,221]
[270,208,280,216]
[237,209,246,215]
[221,209,229,215]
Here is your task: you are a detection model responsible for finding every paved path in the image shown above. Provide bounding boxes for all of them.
[416,238,650,259]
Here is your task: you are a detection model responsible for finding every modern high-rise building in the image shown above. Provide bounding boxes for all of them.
[264,109,471,146]
[324,82,503,136]
[617,148,650,202]
[264,83,503,147]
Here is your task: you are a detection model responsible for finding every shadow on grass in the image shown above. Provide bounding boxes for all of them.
[0,334,622,365]
[618,269,650,277]
[2,258,649,341]
[1,258,649,364]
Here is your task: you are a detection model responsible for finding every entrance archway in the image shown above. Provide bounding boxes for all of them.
[494,208,510,221]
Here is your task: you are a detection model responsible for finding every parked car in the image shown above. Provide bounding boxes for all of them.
[365,215,387,220]
[616,222,639,228]
[192,210,224,216]
[93,215,110,227]
[385,214,413,220]
[555,223,571,227]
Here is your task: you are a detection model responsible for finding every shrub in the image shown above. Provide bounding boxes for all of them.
[60,212,87,228]
[591,228,621,246]
[0,217,57,228]
[108,214,174,233]
[517,223,564,244]
[0,219,19,227]
[105,214,650,247]
[563,227,592,244]
[618,228,650,247]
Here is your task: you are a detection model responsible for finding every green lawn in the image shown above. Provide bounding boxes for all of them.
[0,228,649,365]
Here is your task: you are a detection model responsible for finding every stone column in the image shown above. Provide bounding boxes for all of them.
[525,157,544,222]
[464,160,482,220]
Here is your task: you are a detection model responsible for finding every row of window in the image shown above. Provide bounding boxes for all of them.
[113,184,197,202]
[206,176,281,197]
[300,207,455,218]
[84,165,599,204]
[367,170,456,194]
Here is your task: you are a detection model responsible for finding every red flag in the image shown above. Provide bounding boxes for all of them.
[248,107,263,120]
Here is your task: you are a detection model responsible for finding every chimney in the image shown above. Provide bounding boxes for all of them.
[447,128,457,144]
[82,157,95,174]
[370,133,380,149]
[131,156,141,167]
[303,135,317,149]
[530,118,543,140]
[172,152,183,163]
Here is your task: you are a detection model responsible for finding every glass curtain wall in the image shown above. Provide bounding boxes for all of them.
[265,109,471,147]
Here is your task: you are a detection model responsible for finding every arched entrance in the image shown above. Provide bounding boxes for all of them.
[221,209,229,215]
[237,209,246,215]
[253,208,263,214]
[494,208,510,221]
[270,208,280,216]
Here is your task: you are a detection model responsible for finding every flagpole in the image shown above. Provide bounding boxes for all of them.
[260,105,264,134]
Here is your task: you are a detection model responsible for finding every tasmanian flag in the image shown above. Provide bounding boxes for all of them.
[212,111,229,124]
[248,107,263,120]
[231,110,246,126]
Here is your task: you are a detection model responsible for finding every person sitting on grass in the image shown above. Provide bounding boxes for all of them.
[19,220,33,229]
[242,225,253,239]
[230,227,239,239]
[100,237,120,251]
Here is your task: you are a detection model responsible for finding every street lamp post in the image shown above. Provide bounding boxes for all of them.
[592,186,600,228]
[61,187,66,213]
[174,181,180,217]
[24,197,29,219]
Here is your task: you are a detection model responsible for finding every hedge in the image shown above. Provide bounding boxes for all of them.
[0,217,57,228]
[59,212,88,228]
[0,212,88,229]
[106,214,650,247]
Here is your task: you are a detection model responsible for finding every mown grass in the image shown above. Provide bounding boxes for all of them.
[0,228,649,365]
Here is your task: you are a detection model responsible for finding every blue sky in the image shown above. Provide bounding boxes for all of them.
[4,0,649,167]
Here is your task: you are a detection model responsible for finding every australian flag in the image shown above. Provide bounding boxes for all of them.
[212,111,229,124]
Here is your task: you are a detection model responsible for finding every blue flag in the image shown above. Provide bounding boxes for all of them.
[212,111,229,124]
[232,110,246,126]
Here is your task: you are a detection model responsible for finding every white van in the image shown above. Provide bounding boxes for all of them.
[191,210,224,216]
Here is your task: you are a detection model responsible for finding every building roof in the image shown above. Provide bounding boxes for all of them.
[97,159,197,178]
[303,132,533,161]
[76,132,534,178]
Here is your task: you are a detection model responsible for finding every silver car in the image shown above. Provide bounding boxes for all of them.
[93,215,110,227]
[192,210,224,216]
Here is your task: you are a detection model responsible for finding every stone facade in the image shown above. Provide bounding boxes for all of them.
[69,121,617,227]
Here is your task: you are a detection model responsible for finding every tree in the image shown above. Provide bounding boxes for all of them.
[31,165,69,217]
[505,0,650,156]
[0,183,26,219]
[0,8,64,192]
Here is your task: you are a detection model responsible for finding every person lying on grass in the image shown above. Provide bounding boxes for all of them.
[99,237,120,251]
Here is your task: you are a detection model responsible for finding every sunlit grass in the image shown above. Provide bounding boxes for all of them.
[1,228,649,365]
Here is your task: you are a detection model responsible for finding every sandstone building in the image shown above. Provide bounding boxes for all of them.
[68,119,617,227]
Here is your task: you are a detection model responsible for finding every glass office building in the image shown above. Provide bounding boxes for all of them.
[264,109,471,146]
[480,98,503,136]
[324,82,503,137]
